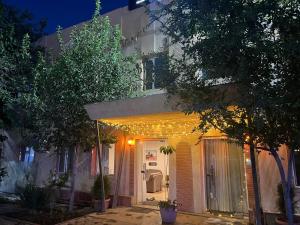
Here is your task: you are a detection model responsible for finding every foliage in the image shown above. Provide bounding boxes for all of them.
[19,183,49,211]
[158,200,180,210]
[44,170,69,213]
[159,145,175,155]
[0,0,46,183]
[29,0,140,152]
[153,0,300,151]
[45,170,69,189]
[153,1,299,224]
[100,133,117,145]
[28,0,139,212]
[91,175,110,199]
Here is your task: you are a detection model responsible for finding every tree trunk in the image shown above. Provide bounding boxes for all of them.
[96,121,106,212]
[271,149,294,225]
[68,146,78,212]
[250,144,262,225]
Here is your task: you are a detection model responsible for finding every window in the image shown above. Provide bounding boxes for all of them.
[91,144,115,176]
[143,52,169,91]
[294,150,300,186]
[58,150,72,173]
[19,147,35,166]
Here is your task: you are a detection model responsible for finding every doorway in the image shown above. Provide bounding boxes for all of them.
[136,139,168,205]
[204,139,248,214]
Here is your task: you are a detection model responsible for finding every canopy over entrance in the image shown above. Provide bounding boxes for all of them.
[84,93,199,137]
[100,112,199,137]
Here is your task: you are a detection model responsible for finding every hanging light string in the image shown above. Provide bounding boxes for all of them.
[100,117,200,138]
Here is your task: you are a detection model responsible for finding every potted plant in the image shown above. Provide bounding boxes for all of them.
[160,145,175,190]
[158,146,178,223]
[275,183,299,225]
[91,175,111,210]
[158,200,180,224]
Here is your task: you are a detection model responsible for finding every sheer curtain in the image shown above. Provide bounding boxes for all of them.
[204,139,247,213]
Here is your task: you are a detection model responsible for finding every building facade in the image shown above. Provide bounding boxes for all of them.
[31,0,300,223]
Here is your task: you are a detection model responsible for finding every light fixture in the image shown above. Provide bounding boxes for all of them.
[128,139,135,146]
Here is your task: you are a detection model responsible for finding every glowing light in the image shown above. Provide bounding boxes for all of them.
[128,139,135,146]
[245,135,250,142]
[99,113,223,138]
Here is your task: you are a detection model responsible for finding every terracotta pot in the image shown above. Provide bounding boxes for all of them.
[93,199,110,210]
[105,198,110,209]
[159,207,177,224]
[275,217,300,225]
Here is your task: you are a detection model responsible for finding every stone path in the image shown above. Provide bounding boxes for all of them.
[57,207,248,225]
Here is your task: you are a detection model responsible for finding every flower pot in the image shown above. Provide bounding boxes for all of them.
[93,199,110,210]
[105,198,110,209]
[275,217,300,225]
[159,207,177,224]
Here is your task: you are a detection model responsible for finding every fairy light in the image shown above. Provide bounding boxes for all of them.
[100,115,200,138]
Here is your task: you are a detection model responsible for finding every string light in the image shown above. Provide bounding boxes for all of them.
[101,116,200,138]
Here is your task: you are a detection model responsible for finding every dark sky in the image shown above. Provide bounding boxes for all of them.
[4,0,128,34]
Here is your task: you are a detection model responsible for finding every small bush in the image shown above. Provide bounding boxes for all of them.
[91,175,110,199]
[19,183,49,211]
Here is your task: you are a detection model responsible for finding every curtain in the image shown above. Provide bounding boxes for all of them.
[204,139,248,213]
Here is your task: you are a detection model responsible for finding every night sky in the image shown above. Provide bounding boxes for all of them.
[4,0,128,34]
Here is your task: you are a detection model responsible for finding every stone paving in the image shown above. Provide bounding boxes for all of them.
[57,207,248,225]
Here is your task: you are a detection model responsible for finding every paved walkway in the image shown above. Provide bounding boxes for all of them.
[57,207,248,225]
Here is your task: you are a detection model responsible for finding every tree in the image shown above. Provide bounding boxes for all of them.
[153,0,300,225]
[0,0,46,182]
[30,0,140,212]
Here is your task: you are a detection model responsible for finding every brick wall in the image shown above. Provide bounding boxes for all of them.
[176,141,194,212]
[129,146,135,196]
[244,144,255,210]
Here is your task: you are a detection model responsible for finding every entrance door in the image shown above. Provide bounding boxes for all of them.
[204,139,248,213]
[137,140,168,204]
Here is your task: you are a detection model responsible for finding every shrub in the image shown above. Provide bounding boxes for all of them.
[19,183,49,211]
[91,175,110,199]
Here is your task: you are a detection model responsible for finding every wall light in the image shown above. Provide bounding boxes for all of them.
[127,139,135,146]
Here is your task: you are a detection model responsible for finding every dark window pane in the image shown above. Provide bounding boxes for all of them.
[154,53,169,89]
[58,151,65,173]
[144,59,154,90]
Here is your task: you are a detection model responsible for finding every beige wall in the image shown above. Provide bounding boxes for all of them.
[36,4,167,60]
[258,145,300,214]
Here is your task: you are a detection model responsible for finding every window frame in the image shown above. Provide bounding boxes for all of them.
[293,150,300,187]
[58,150,71,174]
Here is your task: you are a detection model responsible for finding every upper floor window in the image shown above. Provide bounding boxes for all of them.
[19,147,35,166]
[294,149,300,186]
[142,52,169,91]
[58,150,72,173]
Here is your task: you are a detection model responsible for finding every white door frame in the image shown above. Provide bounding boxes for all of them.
[134,139,167,204]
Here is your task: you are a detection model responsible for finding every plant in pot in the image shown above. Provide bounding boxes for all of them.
[91,175,111,210]
[158,200,180,224]
[160,145,175,194]
[159,145,177,224]
[276,183,299,225]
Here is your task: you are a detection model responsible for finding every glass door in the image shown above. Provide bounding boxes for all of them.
[204,139,248,214]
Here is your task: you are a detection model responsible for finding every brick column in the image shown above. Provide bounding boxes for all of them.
[176,142,194,212]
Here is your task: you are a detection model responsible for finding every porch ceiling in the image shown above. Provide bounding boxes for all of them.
[100,112,199,137]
